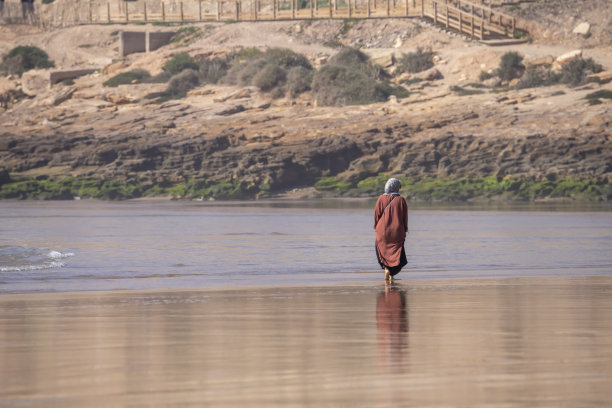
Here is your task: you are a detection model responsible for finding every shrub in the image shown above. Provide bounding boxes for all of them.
[479,70,493,81]
[496,51,524,82]
[197,57,228,84]
[103,69,151,87]
[286,66,313,96]
[327,47,383,79]
[312,65,392,106]
[560,57,603,87]
[165,69,200,98]
[396,47,435,74]
[223,48,314,97]
[263,48,312,70]
[42,0,55,4]
[515,66,560,89]
[163,52,198,75]
[450,85,485,96]
[252,63,286,91]
[585,90,612,105]
[0,46,55,77]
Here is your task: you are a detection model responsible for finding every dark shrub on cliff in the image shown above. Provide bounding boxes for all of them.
[252,63,286,92]
[312,65,390,106]
[166,69,200,98]
[328,47,384,79]
[103,69,151,87]
[515,66,560,89]
[312,47,407,106]
[560,57,603,87]
[496,51,524,82]
[0,46,55,77]
[223,47,314,97]
[197,57,229,84]
[396,47,435,74]
[286,66,313,97]
[163,52,198,75]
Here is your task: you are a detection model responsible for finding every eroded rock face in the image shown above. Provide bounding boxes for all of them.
[1,89,610,193]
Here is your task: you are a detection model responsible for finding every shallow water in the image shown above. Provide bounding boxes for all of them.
[0,200,611,293]
[1,277,611,407]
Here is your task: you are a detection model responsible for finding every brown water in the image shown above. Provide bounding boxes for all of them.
[2,277,612,407]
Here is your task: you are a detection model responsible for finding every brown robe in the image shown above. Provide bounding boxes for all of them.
[374,194,408,268]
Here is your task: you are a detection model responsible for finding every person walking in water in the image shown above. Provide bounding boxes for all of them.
[374,178,408,282]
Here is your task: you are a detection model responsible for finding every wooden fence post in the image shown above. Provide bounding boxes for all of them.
[471,14,474,37]
[433,1,436,23]
[445,3,449,28]
[273,0,276,19]
[512,17,515,38]
[404,0,408,16]
[458,10,462,34]
[348,0,352,17]
[291,0,294,19]
[162,1,165,21]
[329,0,332,17]
[235,1,239,20]
[420,0,424,17]
[367,0,370,16]
[144,2,148,21]
[180,2,183,21]
[310,0,313,18]
[125,1,128,21]
[254,0,258,20]
[107,2,111,22]
[217,0,221,20]
[199,0,202,20]
[386,0,389,16]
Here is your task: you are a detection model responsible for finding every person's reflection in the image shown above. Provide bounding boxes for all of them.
[376,283,408,373]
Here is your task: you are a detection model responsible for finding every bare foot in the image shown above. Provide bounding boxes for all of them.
[384,268,390,281]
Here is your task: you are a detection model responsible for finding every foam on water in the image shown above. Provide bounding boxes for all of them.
[0,246,74,272]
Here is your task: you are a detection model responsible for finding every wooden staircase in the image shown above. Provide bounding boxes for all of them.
[418,0,523,41]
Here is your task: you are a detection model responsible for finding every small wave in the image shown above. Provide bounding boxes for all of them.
[0,246,74,272]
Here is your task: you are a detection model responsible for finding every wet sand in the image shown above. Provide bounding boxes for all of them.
[1,276,612,407]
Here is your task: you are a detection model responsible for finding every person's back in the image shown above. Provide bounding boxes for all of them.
[374,178,408,281]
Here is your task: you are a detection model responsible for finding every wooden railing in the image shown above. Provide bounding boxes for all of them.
[0,0,519,40]
[423,0,516,39]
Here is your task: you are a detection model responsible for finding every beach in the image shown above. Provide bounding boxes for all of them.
[1,276,612,407]
[1,200,612,406]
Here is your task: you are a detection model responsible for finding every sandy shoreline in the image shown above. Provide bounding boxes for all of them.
[2,275,611,407]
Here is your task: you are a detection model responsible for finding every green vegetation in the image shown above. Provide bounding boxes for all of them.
[0,176,262,201]
[1,175,610,202]
[171,26,203,46]
[312,47,407,106]
[41,0,55,4]
[585,90,612,105]
[312,175,612,202]
[0,46,55,77]
[103,69,151,87]
[395,47,435,74]
[450,85,485,96]
[496,52,603,89]
[496,51,524,82]
[559,57,603,87]
[223,47,314,98]
[341,18,358,35]
[163,52,199,75]
[479,70,493,81]
[515,66,560,89]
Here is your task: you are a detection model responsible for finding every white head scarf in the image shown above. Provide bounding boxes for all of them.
[384,178,401,195]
